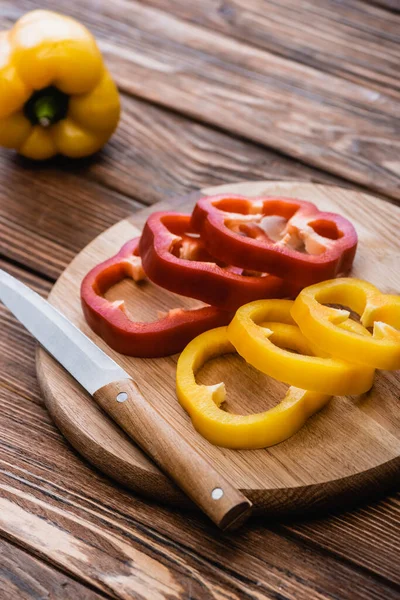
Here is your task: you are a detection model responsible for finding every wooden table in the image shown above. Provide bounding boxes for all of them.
[0,1,399,598]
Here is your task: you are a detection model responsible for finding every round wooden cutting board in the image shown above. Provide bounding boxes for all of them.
[36,182,400,516]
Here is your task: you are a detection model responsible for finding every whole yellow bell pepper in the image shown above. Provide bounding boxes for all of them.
[176,324,331,449]
[0,10,120,159]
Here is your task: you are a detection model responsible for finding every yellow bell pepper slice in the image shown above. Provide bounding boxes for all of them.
[176,325,331,449]
[228,299,375,395]
[292,278,400,370]
[0,10,120,159]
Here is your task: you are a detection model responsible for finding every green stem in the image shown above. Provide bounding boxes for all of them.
[34,96,58,127]
[23,86,70,127]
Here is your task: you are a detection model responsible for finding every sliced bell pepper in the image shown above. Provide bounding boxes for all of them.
[139,212,299,311]
[227,299,375,395]
[191,194,358,287]
[0,10,120,159]
[291,278,400,370]
[81,238,233,358]
[176,325,331,449]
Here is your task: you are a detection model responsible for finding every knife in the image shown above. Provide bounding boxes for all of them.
[0,269,252,530]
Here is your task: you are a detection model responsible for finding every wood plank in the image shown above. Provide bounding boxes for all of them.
[0,538,103,600]
[0,149,143,280]
[0,94,345,281]
[1,261,400,593]
[286,499,400,587]
[1,0,399,201]
[365,0,400,12]
[0,484,244,600]
[138,0,400,92]
[89,95,345,205]
[0,395,399,600]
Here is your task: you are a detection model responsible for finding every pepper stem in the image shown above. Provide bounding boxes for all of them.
[24,86,70,127]
[34,96,58,128]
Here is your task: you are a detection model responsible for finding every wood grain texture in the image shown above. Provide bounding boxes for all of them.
[0,271,399,595]
[141,0,400,91]
[0,484,242,600]
[0,539,101,600]
[0,390,399,599]
[1,388,399,591]
[0,94,345,281]
[2,1,400,201]
[36,182,400,522]
[286,497,400,586]
[94,95,346,204]
[0,149,143,280]
[366,0,400,11]
[0,1,399,595]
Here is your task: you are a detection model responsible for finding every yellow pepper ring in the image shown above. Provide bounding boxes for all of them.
[0,10,120,159]
[291,278,400,370]
[176,325,331,449]
[227,299,375,395]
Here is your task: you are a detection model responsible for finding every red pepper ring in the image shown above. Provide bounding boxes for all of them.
[139,212,298,311]
[191,194,358,287]
[80,237,233,357]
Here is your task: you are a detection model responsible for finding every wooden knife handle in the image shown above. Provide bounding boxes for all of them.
[93,379,252,530]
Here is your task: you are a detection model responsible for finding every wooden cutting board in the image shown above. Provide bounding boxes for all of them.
[36,181,400,516]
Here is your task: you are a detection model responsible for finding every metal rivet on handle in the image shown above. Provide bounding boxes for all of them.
[116,392,128,403]
[211,487,224,500]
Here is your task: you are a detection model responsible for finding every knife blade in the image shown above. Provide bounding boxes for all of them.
[0,269,252,529]
[0,269,129,394]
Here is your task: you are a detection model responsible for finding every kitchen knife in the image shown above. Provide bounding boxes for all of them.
[0,269,252,530]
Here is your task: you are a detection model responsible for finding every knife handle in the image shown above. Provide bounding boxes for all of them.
[93,379,252,530]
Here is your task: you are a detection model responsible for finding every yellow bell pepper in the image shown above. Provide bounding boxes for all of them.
[227,299,375,395]
[176,325,331,449]
[292,278,400,370]
[0,10,120,159]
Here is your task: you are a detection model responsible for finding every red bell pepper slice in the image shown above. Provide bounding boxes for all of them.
[191,195,358,287]
[139,212,298,311]
[80,237,233,357]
